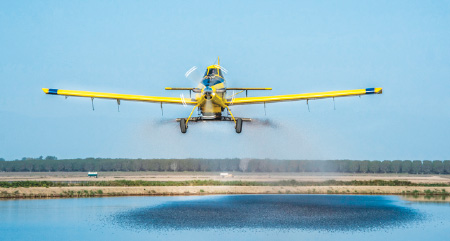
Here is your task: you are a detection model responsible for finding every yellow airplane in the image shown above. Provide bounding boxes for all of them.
[42,57,382,133]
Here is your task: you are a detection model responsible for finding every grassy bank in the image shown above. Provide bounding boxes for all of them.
[1,186,449,199]
[0,179,450,199]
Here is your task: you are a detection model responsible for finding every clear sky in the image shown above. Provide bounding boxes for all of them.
[0,0,449,161]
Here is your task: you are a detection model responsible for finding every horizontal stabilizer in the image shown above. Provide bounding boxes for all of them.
[165,87,194,90]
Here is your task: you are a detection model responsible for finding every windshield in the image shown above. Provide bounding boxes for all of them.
[207,68,218,76]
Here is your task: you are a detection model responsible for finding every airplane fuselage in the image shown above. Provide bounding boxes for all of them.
[195,65,228,119]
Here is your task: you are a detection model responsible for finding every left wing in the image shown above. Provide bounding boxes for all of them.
[42,88,197,105]
[227,88,382,105]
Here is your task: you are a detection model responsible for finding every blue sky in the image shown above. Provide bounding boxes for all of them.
[0,0,449,160]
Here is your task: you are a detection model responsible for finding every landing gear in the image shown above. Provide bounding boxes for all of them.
[176,116,249,133]
[235,118,243,133]
[180,118,187,133]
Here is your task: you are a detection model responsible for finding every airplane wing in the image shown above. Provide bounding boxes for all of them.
[226,88,272,90]
[226,88,382,105]
[42,88,197,105]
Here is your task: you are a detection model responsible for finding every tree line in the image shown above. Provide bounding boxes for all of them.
[1,158,450,174]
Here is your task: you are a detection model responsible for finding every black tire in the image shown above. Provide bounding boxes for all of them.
[180,118,187,133]
[235,118,243,133]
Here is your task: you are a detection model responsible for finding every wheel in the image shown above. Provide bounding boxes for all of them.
[180,118,187,133]
[235,118,243,133]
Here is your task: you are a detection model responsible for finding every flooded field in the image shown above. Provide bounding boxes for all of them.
[1,195,450,241]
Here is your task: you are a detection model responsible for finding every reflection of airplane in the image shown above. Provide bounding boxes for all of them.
[42,57,382,133]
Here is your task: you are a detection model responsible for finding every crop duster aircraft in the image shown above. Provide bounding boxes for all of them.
[42,57,382,133]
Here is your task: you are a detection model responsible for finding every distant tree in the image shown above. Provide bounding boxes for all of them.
[0,158,5,161]
[197,159,207,172]
[322,160,337,172]
[208,159,220,172]
[140,160,150,171]
[359,161,370,173]
[422,160,432,174]
[150,160,161,171]
[391,160,402,174]
[369,161,381,173]
[83,162,95,172]
[229,159,240,172]
[257,160,269,172]
[247,160,259,172]
[411,160,422,174]
[238,159,249,172]
[45,156,58,161]
[25,161,34,172]
[276,160,288,172]
[444,160,450,174]
[298,161,307,172]
[380,160,391,173]
[432,160,444,174]
[170,162,178,172]
[267,160,278,172]
[287,160,299,172]
[306,160,320,172]
[338,160,350,173]
[44,161,54,172]
[159,160,170,172]
[401,160,412,174]
[177,159,188,171]
[218,159,230,171]
[349,161,359,173]
[38,156,43,160]
[190,159,200,171]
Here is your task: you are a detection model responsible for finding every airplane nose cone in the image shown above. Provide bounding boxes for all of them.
[203,87,213,94]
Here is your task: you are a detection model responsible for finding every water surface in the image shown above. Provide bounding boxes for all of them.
[1,195,450,241]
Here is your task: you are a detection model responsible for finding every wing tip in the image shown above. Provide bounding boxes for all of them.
[366,87,383,94]
[42,88,58,95]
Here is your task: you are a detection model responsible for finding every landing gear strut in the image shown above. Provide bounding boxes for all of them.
[180,118,187,133]
[235,118,243,133]
[177,116,249,133]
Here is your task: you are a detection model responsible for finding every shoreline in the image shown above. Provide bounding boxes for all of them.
[2,172,449,201]
[2,185,450,200]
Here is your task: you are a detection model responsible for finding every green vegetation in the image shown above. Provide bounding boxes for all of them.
[1,158,450,174]
[1,179,450,188]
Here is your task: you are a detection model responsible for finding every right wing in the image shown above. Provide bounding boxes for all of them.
[227,88,382,105]
[226,88,272,90]
[42,88,197,105]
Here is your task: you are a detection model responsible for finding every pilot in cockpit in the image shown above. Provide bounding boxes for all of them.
[205,68,224,78]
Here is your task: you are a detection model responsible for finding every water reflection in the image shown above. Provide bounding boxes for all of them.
[402,195,450,203]
[116,195,421,231]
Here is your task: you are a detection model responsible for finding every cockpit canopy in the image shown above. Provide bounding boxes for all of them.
[202,66,225,87]
[204,67,224,78]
